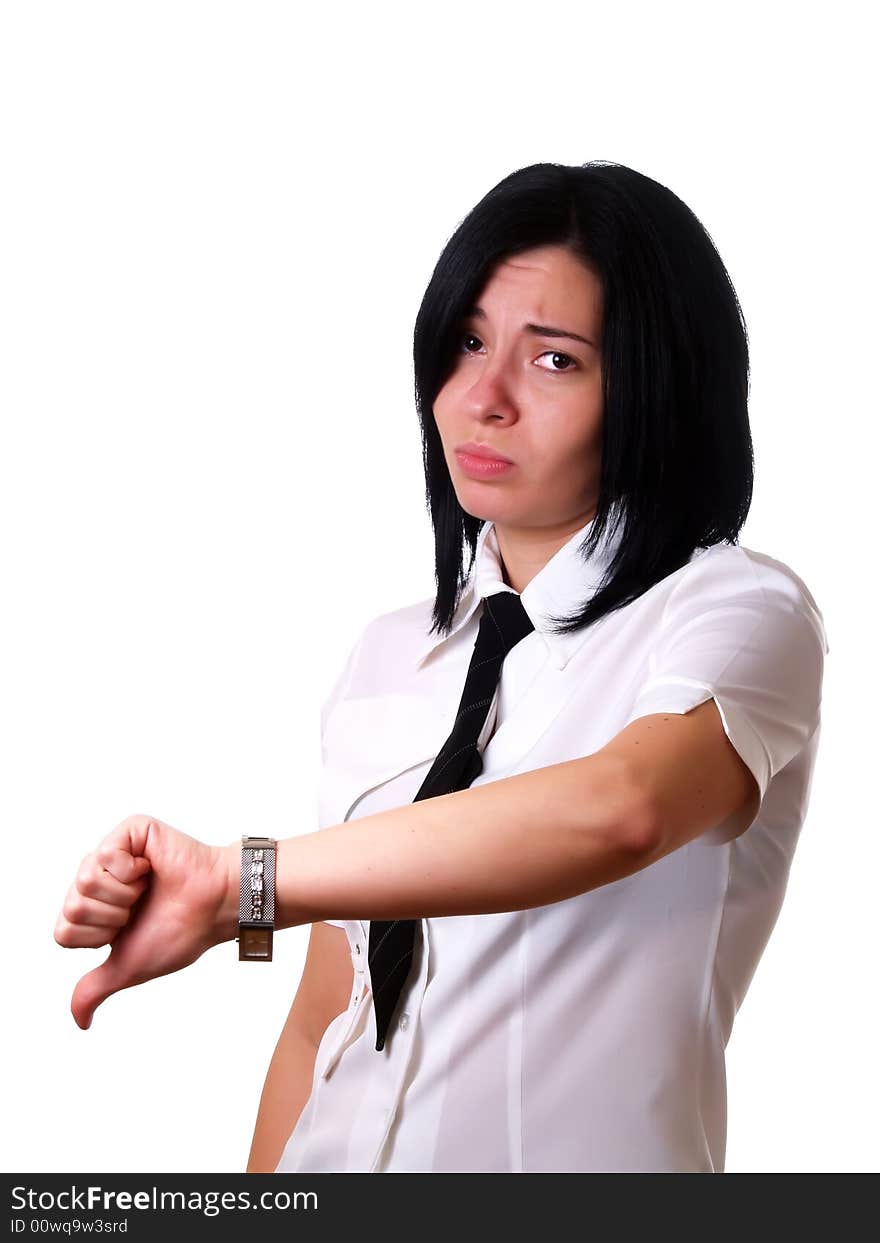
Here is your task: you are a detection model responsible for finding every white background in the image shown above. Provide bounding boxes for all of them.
[1,1,876,1174]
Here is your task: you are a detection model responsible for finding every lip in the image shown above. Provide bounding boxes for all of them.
[454,444,516,480]
[454,442,514,464]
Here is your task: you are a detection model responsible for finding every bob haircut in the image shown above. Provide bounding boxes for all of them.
[412,160,753,639]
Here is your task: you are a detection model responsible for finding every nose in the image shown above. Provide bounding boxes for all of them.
[463,359,518,423]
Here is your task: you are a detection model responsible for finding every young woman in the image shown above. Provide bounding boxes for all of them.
[55,161,828,1174]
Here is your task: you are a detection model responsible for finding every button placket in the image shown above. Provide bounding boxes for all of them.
[321,982,372,1080]
[354,936,368,1006]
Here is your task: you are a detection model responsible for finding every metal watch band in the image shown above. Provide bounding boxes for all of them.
[237,835,276,961]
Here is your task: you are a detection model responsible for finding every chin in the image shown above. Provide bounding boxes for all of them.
[454,492,522,526]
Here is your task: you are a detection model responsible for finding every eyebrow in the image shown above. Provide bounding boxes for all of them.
[466,304,596,348]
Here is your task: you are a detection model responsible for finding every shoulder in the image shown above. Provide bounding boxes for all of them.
[659,542,828,652]
[344,594,437,699]
[358,594,436,660]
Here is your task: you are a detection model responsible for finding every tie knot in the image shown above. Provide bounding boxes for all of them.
[477,590,535,660]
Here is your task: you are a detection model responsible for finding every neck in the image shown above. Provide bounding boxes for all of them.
[493,510,597,594]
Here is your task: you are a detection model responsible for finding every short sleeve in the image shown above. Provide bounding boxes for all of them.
[623,549,828,836]
[318,627,366,929]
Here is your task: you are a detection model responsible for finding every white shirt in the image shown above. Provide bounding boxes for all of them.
[275,516,829,1173]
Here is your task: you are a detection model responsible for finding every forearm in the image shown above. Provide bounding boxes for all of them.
[220,751,655,934]
[246,1028,321,1174]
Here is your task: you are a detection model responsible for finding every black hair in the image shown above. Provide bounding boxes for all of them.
[412,160,753,638]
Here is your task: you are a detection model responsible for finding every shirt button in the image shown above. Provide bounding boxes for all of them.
[354,943,361,955]
[398,1012,410,1031]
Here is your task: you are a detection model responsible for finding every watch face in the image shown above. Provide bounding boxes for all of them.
[240,926,273,961]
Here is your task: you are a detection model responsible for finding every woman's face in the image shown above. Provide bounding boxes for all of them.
[433,244,604,534]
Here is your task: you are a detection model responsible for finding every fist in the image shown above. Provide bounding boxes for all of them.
[55,814,237,1030]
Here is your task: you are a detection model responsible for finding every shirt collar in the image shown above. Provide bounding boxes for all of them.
[414,513,624,672]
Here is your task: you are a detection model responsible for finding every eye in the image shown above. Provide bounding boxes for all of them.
[458,332,578,373]
[460,332,483,354]
[535,350,578,373]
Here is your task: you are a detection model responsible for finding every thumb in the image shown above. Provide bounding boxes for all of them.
[71,951,131,1031]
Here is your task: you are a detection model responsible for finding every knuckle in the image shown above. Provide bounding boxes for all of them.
[63,895,86,923]
[76,864,96,894]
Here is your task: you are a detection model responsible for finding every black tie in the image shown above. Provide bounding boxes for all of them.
[367,589,535,1051]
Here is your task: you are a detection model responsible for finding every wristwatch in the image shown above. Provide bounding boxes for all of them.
[237,835,276,961]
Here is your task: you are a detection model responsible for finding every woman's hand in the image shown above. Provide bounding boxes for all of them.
[55,814,239,1030]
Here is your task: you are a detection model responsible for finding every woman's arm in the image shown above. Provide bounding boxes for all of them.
[59,701,754,1027]
[220,700,755,931]
[218,748,655,934]
[246,922,353,1173]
